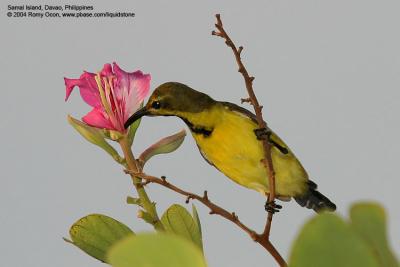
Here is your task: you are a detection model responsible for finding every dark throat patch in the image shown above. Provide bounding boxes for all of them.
[181,118,213,137]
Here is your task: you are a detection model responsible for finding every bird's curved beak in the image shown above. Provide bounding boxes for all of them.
[124,106,150,129]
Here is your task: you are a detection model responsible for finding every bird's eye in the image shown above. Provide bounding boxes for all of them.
[152,101,161,109]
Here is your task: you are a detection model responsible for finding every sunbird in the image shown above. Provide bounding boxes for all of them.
[125,82,336,213]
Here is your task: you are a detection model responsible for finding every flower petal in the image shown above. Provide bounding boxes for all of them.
[100,63,113,77]
[125,71,151,121]
[64,77,80,101]
[64,72,102,108]
[82,108,114,130]
[112,62,150,122]
[113,63,151,101]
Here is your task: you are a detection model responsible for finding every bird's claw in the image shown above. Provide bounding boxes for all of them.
[254,128,289,155]
[265,200,282,213]
[254,127,271,141]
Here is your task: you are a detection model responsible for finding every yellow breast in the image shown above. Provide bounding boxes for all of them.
[181,105,308,197]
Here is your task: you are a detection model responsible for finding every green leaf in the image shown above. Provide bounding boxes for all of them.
[107,233,207,267]
[161,204,203,251]
[67,115,124,164]
[67,214,134,263]
[127,103,143,146]
[139,129,186,165]
[289,213,380,267]
[127,117,141,146]
[350,202,399,267]
[192,204,202,243]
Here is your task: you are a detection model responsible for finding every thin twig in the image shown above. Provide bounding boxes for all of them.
[212,14,284,266]
[125,170,286,267]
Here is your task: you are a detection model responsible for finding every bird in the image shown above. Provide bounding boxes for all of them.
[124,82,336,213]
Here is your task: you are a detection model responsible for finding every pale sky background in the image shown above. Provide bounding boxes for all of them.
[1,1,399,266]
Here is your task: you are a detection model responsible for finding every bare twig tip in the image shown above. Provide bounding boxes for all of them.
[203,190,209,200]
[141,180,150,186]
[232,212,238,220]
[212,30,223,37]
[241,98,251,104]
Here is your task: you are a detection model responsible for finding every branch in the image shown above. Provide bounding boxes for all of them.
[212,14,284,265]
[125,170,286,267]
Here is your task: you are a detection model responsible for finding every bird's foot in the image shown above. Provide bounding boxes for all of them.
[264,200,282,213]
[254,128,289,155]
[254,127,271,141]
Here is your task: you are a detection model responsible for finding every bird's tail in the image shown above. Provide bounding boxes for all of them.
[294,180,336,213]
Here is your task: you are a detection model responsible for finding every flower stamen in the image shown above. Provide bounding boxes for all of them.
[103,76,124,131]
[95,73,119,129]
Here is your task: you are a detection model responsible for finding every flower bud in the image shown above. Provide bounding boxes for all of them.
[137,209,153,224]
[139,129,187,166]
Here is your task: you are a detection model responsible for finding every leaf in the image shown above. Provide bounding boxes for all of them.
[127,118,141,145]
[161,204,203,251]
[139,129,186,165]
[107,233,207,267]
[67,115,124,164]
[192,204,202,243]
[67,214,134,263]
[127,109,142,146]
[350,202,399,267]
[289,213,380,267]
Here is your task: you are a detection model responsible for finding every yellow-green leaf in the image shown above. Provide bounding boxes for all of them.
[107,233,207,267]
[350,202,399,267]
[192,204,202,243]
[127,116,141,146]
[161,204,203,251]
[289,213,380,267]
[67,115,124,164]
[139,129,186,165]
[67,214,134,263]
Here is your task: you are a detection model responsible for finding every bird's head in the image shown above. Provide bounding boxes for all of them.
[124,82,215,128]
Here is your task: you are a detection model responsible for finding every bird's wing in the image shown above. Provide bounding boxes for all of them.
[219,101,259,124]
[220,101,290,155]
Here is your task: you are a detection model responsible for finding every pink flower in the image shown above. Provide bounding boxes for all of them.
[65,63,150,133]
